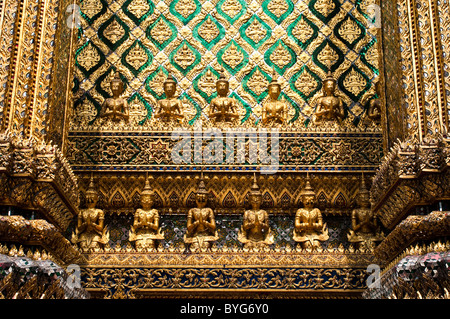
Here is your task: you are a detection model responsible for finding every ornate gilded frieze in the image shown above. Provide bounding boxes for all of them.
[78,246,377,298]
[74,172,373,214]
[71,0,382,131]
[66,130,383,171]
[80,265,371,299]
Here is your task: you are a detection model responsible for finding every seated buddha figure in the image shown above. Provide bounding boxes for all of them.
[208,70,239,124]
[71,175,109,251]
[238,174,274,249]
[314,71,345,123]
[154,72,184,124]
[101,72,129,122]
[184,172,219,251]
[347,175,384,249]
[262,70,286,126]
[129,175,164,251]
[293,175,329,249]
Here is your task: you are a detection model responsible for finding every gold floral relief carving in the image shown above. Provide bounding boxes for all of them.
[267,0,289,18]
[150,19,174,45]
[197,16,220,42]
[221,42,245,69]
[291,18,315,43]
[77,42,102,72]
[338,18,362,44]
[245,18,268,44]
[128,0,152,19]
[173,43,197,69]
[314,0,335,18]
[269,42,293,70]
[174,0,197,18]
[81,0,103,20]
[103,19,127,44]
[343,68,366,97]
[221,0,243,19]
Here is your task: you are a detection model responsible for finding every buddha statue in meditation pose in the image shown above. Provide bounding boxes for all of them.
[261,70,286,126]
[129,174,164,251]
[208,70,239,124]
[293,174,329,249]
[238,174,274,249]
[154,71,184,124]
[101,72,129,122]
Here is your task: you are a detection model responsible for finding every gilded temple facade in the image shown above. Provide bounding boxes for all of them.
[0,0,448,299]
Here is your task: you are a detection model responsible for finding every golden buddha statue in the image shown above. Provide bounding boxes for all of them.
[314,70,345,123]
[238,173,274,249]
[293,174,329,249]
[154,71,183,124]
[101,72,129,122]
[71,175,109,251]
[261,70,286,126]
[129,174,164,251]
[347,174,384,249]
[184,172,219,251]
[367,81,382,122]
[209,70,239,124]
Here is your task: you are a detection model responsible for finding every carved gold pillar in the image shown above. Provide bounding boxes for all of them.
[394,0,449,141]
[0,0,80,235]
[0,0,78,152]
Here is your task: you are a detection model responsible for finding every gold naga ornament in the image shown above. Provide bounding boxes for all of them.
[129,174,165,251]
[184,172,219,251]
[238,173,274,249]
[293,173,329,249]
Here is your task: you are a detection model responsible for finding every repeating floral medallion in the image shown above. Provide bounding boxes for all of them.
[73,0,382,128]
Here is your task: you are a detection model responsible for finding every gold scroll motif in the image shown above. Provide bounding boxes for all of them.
[314,0,335,17]
[338,18,362,44]
[291,18,315,43]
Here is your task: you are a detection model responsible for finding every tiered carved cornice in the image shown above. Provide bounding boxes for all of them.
[370,134,450,229]
[0,132,79,231]
[0,215,85,266]
[374,210,450,263]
